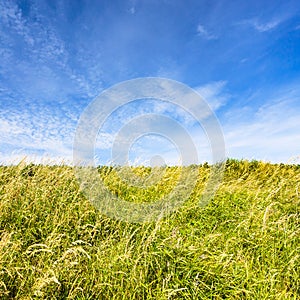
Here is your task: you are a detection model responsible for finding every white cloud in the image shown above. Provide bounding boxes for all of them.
[252,20,281,32]
[194,81,229,111]
[0,102,76,165]
[240,17,283,32]
[0,0,102,103]
[223,85,300,163]
[197,24,217,40]
[86,80,229,165]
[0,1,34,46]
[2,67,299,165]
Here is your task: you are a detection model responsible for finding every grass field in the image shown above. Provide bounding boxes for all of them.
[0,160,299,299]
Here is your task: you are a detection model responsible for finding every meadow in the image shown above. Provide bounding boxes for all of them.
[0,160,299,299]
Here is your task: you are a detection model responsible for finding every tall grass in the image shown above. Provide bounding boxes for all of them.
[0,160,299,299]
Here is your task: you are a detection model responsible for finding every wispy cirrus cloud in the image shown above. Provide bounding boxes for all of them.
[0,76,230,165]
[196,24,217,40]
[0,0,101,103]
[194,81,229,111]
[91,80,229,165]
[239,17,285,32]
[224,83,300,162]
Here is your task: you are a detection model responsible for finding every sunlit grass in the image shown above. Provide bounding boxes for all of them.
[0,160,299,299]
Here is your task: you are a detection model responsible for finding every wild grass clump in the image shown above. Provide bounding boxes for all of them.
[0,160,299,299]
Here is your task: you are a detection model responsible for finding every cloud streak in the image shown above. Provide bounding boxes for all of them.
[224,83,300,162]
[240,17,284,32]
[196,24,217,40]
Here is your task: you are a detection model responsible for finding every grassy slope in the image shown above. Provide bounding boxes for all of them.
[0,160,299,299]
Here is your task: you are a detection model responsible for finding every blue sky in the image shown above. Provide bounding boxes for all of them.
[1,0,300,165]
